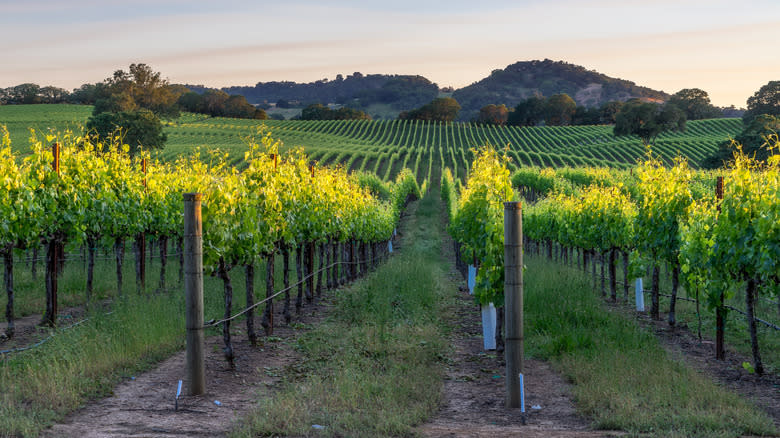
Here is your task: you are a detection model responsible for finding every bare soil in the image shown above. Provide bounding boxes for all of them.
[41,298,331,438]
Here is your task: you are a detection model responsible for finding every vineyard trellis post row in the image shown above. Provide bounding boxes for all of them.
[183,192,205,396]
[715,176,725,361]
[138,157,147,293]
[504,202,524,411]
[42,142,60,327]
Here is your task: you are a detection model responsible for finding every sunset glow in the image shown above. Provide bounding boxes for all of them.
[1,0,778,107]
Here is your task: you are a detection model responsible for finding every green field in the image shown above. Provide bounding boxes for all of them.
[0,104,742,183]
[0,104,92,149]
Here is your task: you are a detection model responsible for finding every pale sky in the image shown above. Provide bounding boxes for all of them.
[1,0,778,107]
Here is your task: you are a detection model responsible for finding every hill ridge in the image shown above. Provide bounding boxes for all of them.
[186,59,669,120]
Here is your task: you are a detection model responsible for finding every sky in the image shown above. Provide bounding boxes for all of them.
[1,0,779,108]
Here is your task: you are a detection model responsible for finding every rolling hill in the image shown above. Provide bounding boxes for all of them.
[452,59,669,120]
[190,59,670,121]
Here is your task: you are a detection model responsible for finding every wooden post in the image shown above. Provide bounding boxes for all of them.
[504,202,524,410]
[715,176,725,360]
[183,193,205,395]
[52,143,60,177]
[43,143,61,326]
[141,157,147,187]
[139,157,147,292]
[53,144,61,283]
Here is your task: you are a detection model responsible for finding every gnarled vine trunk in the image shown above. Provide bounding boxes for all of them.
[4,250,14,339]
[216,258,234,369]
[245,263,256,346]
[261,254,275,336]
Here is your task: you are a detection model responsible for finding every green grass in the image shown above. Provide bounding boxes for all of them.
[524,256,777,437]
[564,255,780,374]
[233,186,454,437]
[0,242,317,437]
[673,295,780,375]
[0,104,91,152]
[0,293,184,437]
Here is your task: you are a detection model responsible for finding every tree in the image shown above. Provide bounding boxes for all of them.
[224,95,265,119]
[599,101,624,124]
[178,89,266,119]
[103,63,183,118]
[399,97,460,122]
[354,75,439,110]
[254,107,269,120]
[572,106,601,125]
[614,101,686,146]
[93,92,136,114]
[507,96,546,127]
[667,88,720,120]
[177,91,205,113]
[202,89,230,116]
[476,104,509,125]
[301,103,369,120]
[301,103,330,120]
[332,107,369,120]
[544,93,577,126]
[68,83,108,105]
[39,86,69,103]
[86,109,167,155]
[11,83,41,104]
[743,80,780,123]
[701,114,780,168]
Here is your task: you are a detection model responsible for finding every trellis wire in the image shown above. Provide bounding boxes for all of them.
[204,254,378,329]
[0,313,113,357]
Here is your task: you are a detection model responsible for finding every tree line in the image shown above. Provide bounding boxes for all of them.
[1,64,269,154]
[1,69,265,122]
[3,63,777,167]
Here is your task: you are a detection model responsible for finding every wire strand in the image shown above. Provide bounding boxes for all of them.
[204,254,383,328]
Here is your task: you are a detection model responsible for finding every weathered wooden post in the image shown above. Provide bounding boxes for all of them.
[42,143,60,327]
[715,176,725,361]
[504,202,524,411]
[137,157,147,293]
[183,193,205,395]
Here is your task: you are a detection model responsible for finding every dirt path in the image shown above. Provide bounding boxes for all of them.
[418,280,621,438]
[419,208,616,437]
[42,299,331,437]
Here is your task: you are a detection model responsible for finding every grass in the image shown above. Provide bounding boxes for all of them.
[233,186,455,437]
[647,261,780,374]
[672,283,780,375]
[0,104,91,152]
[557,252,780,374]
[0,242,314,437]
[0,293,184,437]
[523,255,778,437]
